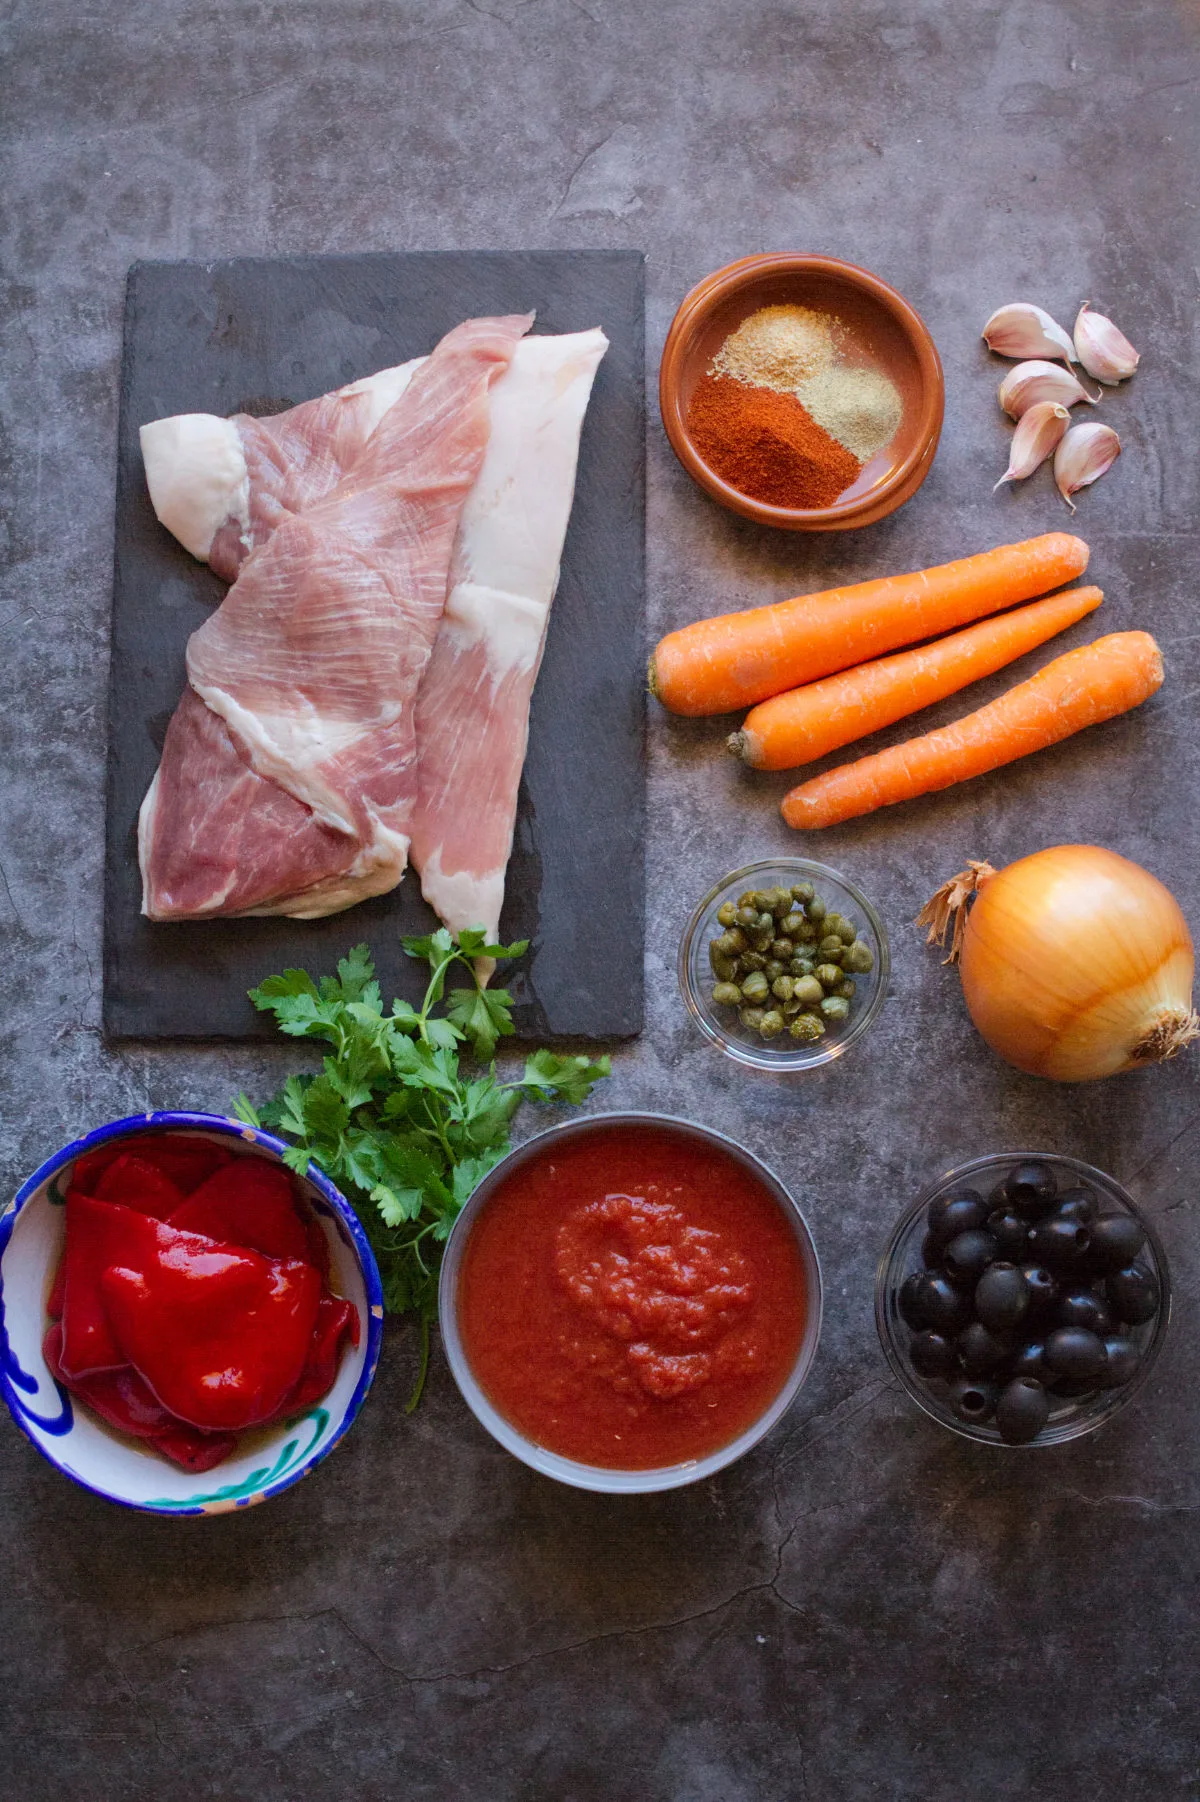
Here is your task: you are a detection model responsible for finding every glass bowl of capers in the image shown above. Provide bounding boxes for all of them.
[678,859,889,1072]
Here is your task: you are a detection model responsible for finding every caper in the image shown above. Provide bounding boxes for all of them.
[714,929,747,957]
[771,974,794,1002]
[737,891,759,911]
[711,981,742,1007]
[806,896,827,925]
[711,955,738,982]
[780,911,806,938]
[759,1009,785,1038]
[820,995,851,1023]
[842,940,875,974]
[764,958,784,980]
[789,1014,825,1043]
[789,954,815,978]
[823,911,850,940]
[716,901,738,929]
[837,917,857,944]
[735,905,758,930]
[818,935,845,961]
[752,909,773,933]
[791,975,825,1007]
[772,889,794,918]
[782,997,803,1017]
[792,919,817,943]
[741,970,769,1003]
[815,963,844,991]
[739,1006,766,1031]
[750,890,775,910]
[741,950,767,972]
[836,978,856,1000]
[709,943,735,978]
[771,938,793,960]
[790,881,815,904]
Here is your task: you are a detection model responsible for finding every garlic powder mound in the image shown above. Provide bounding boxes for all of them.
[796,364,903,462]
[712,305,835,389]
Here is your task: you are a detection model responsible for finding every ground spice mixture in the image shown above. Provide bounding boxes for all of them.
[687,372,862,509]
[797,363,903,462]
[712,304,834,390]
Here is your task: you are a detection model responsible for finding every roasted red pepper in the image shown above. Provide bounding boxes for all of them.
[278,1295,360,1415]
[101,1226,321,1432]
[71,1134,231,1199]
[43,1323,238,1472]
[168,1157,310,1261]
[94,1152,184,1220]
[57,1192,165,1379]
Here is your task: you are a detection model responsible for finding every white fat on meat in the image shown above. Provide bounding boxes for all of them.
[140,413,251,563]
[408,327,608,952]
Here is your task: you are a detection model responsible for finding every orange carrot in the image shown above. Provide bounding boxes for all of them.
[732,585,1104,771]
[649,533,1090,716]
[781,632,1163,830]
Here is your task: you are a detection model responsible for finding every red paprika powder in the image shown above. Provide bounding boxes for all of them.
[686,372,861,509]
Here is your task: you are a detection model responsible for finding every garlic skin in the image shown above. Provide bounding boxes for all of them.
[1054,421,1121,511]
[993,401,1070,492]
[982,303,1076,365]
[1073,302,1140,383]
[997,359,1100,418]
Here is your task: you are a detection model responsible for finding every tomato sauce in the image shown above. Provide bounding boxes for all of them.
[456,1124,809,1469]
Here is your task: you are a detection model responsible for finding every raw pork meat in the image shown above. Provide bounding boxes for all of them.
[408,329,608,944]
[141,360,424,581]
[139,314,530,919]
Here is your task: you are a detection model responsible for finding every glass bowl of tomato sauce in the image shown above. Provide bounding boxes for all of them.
[439,1113,823,1493]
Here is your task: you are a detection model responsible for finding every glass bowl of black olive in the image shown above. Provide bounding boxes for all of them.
[678,859,889,1072]
[875,1153,1170,1446]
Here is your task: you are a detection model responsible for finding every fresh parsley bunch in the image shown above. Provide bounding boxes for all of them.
[233,930,610,1405]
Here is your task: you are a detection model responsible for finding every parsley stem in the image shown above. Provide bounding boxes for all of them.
[405,1316,431,1413]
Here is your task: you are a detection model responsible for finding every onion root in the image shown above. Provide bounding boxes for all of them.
[1131,1008,1200,1066]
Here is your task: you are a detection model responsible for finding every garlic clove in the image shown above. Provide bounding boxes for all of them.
[1073,302,1140,383]
[993,401,1071,492]
[997,359,1101,418]
[1053,421,1121,511]
[982,303,1077,365]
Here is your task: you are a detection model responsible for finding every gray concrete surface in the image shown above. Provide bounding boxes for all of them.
[3,1,1200,1796]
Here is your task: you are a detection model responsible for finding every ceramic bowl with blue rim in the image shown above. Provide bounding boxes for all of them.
[0,1110,384,1515]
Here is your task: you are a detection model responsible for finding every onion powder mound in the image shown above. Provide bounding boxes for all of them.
[712,305,835,390]
[796,364,903,462]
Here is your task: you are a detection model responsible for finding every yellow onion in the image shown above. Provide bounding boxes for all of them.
[917,846,1198,1082]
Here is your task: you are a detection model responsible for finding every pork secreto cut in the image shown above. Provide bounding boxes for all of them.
[138,316,607,938]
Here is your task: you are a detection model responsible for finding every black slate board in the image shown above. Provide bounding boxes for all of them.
[103,251,645,1041]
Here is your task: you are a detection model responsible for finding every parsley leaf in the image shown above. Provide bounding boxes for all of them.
[235,930,610,1407]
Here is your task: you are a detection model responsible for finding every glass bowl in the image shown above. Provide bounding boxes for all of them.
[438,1112,823,1493]
[678,858,889,1073]
[875,1152,1170,1448]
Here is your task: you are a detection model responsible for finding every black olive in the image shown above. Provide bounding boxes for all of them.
[975,1262,1030,1333]
[926,1190,987,1244]
[956,1320,1013,1375]
[1028,1216,1091,1270]
[919,1272,975,1334]
[920,1229,944,1270]
[1019,1264,1060,1325]
[943,1228,998,1284]
[1009,1339,1047,1381]
[1052,1185,1097,1225]
[987,1177,1013,1212]
[898,1271,929,1330]
[996,1377,1050,1444]
[1044,1326,1107,1381]
[1106,1264,1160,1325]
[910,1331,956,1379]
[1006,1161,1058,1219]
[1098,1335,1141,1389]
[1085,1214,1147,1276]
[1056,1288,1113,1335]
[947,1376,998,1424]
[985,1209,1028,1259]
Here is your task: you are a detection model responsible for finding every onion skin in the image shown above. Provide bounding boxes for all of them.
[957,846,1196,1081]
